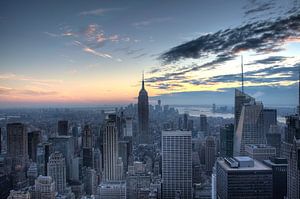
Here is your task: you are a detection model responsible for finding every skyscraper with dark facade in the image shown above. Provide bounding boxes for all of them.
[57,120,68,136]
[200,114,208,136]
[216,157,272,199]
[138,74,149,144]
[263,158,287,199]
[220,124,234,157]
[7,123,28,170]
[82,125,94,168]
[28,131,41,162]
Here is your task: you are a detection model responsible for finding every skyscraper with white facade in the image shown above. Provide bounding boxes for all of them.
[47,151,66,194]
[103,119,119,181]
[162,130,192,199]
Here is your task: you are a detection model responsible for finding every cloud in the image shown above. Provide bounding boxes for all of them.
[79,8,123,16]
[73,40,113,59]
[244,0,274,16]
[0,86,58,96]
[132,17,172,28]
[159,13,300,65]
[247,56,290,65]
[83,47,112,58]
[193,63,299,85]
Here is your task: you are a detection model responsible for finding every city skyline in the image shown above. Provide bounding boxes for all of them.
[1,0,300,107]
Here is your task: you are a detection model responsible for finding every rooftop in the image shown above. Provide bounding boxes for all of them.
[219,156,271,171]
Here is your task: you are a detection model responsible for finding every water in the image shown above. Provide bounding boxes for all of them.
[172,105,286,123]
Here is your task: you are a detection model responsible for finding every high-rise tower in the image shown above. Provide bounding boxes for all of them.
[47,151,66,194]
[103,119,119,181]
[162,130,192,199]
[282,65,300,198]
[7,123,29,170]
[138,72,149,144]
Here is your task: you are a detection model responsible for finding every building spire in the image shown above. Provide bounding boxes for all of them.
[241,55,244,93]
[142,71,145,89]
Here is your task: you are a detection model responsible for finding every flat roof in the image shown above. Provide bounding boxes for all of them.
[218,158,271,172]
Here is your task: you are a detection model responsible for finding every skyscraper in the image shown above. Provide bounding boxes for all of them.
[162,130,192,199]
[57,120,68,136]
[28,131,41,162]
[47,151,66,194]
[262,109,277,134]
[200,114,208,136]
[49,136,74,181]
[220,124,234,157]
[233,100,265,156]
[234,89,255,132]
[103,119,119,181]
[278,66,300,199]
[82,124,92,148]
[138,73,149,144]
[7,123,28,168]
[82,124,94,168]
[266,125,281,157]
[183,113,188,130]
[263,158,287,199]
[205,136,216,173]
[216,156,272,199]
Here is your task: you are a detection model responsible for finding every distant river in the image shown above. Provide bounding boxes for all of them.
[172,105,286,123]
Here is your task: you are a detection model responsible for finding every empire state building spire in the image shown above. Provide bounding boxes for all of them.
[142,71,145,89]
[138,72,149,144]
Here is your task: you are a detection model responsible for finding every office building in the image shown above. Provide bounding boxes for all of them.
[27,162,38,186]
[162,130,192,199]
[36,142,52,176]
[266,125,281,156]
[28,131,41,162]
[263,158,287,199]
[220,124,234,157]
[7,190,30,199]
[82,124,93,148]
[83,167,97,195]
[200,114,208,136]
[234,89,255,133]
[245,144,276,161]
[282,114,300,199]
[49,136,74,181]
[263,109,277,134]
[233,100,265,156]
[58,120,68,136]
[7,123,28,169]
[47,151,66,194]
[205,136,216,173]
[31,175,56,199]
[103,119,119,181]
[216,156,272,199]
[98,181,126,199]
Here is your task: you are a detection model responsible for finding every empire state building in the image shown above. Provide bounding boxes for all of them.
[138,73,149,144]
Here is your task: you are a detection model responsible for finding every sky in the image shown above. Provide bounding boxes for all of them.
[0,0,299,107]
